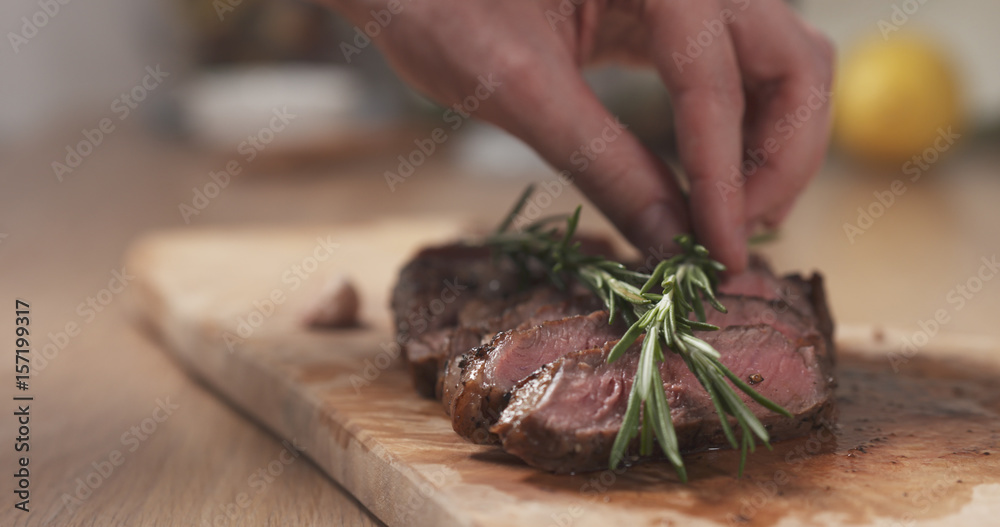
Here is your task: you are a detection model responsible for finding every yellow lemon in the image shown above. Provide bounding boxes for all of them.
[834,35,963,164]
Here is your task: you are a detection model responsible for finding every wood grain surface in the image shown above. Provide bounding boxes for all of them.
[126,223,1000,527]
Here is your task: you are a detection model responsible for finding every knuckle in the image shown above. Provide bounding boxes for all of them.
[676,68,745,117]
[492,46,537,79]
[706,78,746,116]
[488,48,545,105]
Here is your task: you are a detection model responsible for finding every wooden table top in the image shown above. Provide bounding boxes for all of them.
[1,123,998,526]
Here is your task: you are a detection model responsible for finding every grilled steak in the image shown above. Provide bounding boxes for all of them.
[492,324,834,473]
[393,241,611,396]
[390,239,836,474]
[392,244,523,396]
[447,310,626,443]
[718,256,813,313]
[438,292,601,407]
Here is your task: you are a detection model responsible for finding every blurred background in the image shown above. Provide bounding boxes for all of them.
[2,0,1000,524]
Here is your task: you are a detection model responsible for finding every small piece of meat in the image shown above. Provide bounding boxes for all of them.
[303,275,360,328]
[449,310,626,444]
[493,324,835,473]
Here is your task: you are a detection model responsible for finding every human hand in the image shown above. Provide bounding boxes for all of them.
[326,0,834,272]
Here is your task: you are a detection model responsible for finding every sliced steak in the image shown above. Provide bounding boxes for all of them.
[493,324,835,473]
[707,294,816,343]
[713,272,835,372]
[449,310,626,444]
[392,240,614,396]
[438,294,602,408]
[784,273,836,368]
[717,255,814,316]
[403,285,559,397]
[392,245,514,338]
[392,244,527,396]
[391,238,836,474]
[403,329,455,397]
[407,285,594,397]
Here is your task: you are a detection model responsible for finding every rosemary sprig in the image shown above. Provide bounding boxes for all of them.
[485,185,792,481]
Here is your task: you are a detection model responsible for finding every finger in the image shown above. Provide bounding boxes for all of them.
[352,0,691,255]
[644,0,748,272]
[483,42,692,258]
[725,0,835,226]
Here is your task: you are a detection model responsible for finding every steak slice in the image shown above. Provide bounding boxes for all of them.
[713,272,835,372]
[392,244,515,337]
[784,273,836,368]
[448,310,626,444]
[392,244,527,396]
[706,294,820,344]
[437,293,601,405]
[403,285,556,397]
[492,324,835,473]
[441,293,824,437]
[403,329,455,397]
[415,287,601,400]
[392,240,614,396]
[717,255,815,316]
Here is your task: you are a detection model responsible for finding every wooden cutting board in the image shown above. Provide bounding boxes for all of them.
[125,220,1000,527]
